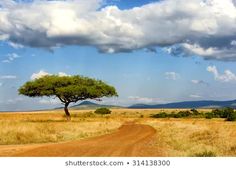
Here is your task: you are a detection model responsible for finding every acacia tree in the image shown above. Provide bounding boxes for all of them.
[18,75,118,120]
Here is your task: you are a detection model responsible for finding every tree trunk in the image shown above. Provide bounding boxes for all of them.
[64,102,71,121]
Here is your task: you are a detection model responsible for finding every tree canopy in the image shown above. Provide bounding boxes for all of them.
[18,75,118,120]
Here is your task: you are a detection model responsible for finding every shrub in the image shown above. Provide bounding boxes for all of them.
[176,111,192,118]
[211,107,235,118]
[151,112,168,118]
[211,109,222,118]
[223,107,235,118]
[226,111,236,121]
[172,113,182,118]
[205,113,214,119]
[191,108,199,115]
[212,107,234,118]
[94,108,111,115]
[150,107,236,121]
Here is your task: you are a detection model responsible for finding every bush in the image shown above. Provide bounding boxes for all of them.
[176,111,192,118]
[205,113,214,119]
[223,107,235,118]
[212,107,234,118]
[94,108,111,115]
[226,111,236,121]
[151,112,168,118]
[151,111,192,118]
[150,107,236,121]
[191,108,199,115]
[172,113,181,118]
[211,109,222,118]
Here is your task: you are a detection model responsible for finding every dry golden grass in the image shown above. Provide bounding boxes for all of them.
[140,118,236,156]
[0,110,123,145]
[0,108,236,157]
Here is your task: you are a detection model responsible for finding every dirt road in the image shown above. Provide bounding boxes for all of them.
[0,123,162,157]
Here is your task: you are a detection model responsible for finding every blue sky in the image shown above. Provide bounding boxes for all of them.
[0,0,236,111]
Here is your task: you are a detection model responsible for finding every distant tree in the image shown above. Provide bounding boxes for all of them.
[18,75,118,120]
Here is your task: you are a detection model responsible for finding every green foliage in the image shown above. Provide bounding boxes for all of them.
[151,112,168,118]
[150,107,236,121]
[18,75,118,103]
[94,108,111,115]
[18,75,118,118]
[205,113,214,119]
[226,111,236,121]
[190,108,199,115]
[151,111,192,118]
[175,110,191,118]
[211,107,234,118]
[211,109,222,118]
[222,107,235,118]
[204,108,236,120]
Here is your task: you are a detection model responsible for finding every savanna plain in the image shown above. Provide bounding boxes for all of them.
[0,108,236,157]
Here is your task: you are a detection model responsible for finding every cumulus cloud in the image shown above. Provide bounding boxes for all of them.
[2,53,20,63]
[31,70,50,80]
[0,0,235,61]
[31,70,70,80]
[7,42,24,49]
[0,75,16,79]
[165,72,180,80]
[167,43,236,61]
[207,65,236,82]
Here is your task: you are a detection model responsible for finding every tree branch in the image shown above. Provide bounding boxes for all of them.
[57,95,66,104]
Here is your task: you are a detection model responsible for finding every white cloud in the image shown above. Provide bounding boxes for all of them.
[0,0,235,60]
[7,42,24,49]
[2,53,20,63]
[167,43,236,61]
[31,70,50,80]
[128,96,164,103]
[191,80,201,84]
[58,72,70,77]
[189,94,202,98]
[0,75,16,79]
[207,65,236,82]
[31,70,70,80]
[165,72,180,80]
[0,82,2,87]
[183,43,217,57]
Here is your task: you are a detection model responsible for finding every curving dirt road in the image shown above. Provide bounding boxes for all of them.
[0,122,162,157]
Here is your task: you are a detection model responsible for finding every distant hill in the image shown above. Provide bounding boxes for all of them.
[69,101,123,109]
[129,99,236,109]
[54,99,236,110]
